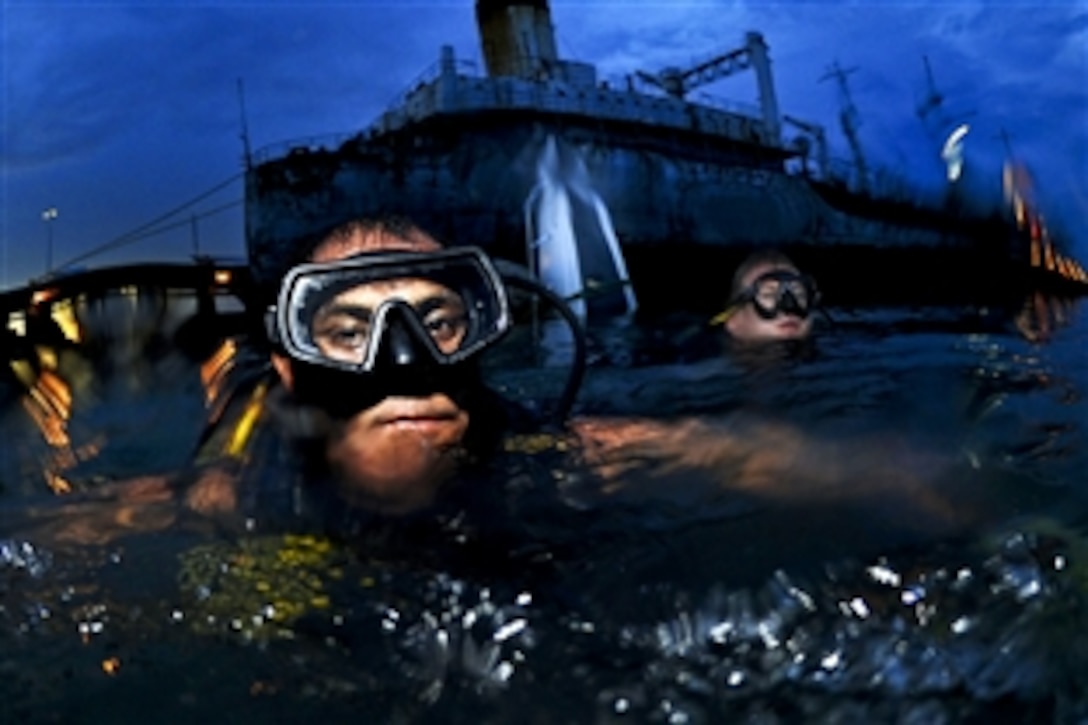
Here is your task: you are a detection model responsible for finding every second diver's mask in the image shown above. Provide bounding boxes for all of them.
[733,270,819,320]
[267,246,511,375]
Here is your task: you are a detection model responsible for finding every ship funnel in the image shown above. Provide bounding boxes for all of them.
[476,0,560,78]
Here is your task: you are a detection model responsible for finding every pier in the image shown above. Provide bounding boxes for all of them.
[2,260,253,348]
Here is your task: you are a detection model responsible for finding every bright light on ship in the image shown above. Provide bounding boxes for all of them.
[31,288,58,306]
[941,124,970,182]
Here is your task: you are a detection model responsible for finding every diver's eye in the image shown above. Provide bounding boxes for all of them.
[423,311,468,351]
[754,282,781,307]
[313,316,372,361]
[330,325,369,348]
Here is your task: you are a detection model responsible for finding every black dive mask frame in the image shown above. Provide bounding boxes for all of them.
[263,247,588,426]
[735,270,820,320]
[266,246,512,375]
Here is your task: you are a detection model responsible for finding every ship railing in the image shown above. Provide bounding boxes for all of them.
[383,57,483,114]
[690,91,762,122]
[251,132,359,165]
[256,55,777,163]
[818,155,987,216]
[374,70,775,147]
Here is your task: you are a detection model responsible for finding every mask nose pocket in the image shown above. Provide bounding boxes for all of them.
[371,301,439,369]
[778,288,804,317]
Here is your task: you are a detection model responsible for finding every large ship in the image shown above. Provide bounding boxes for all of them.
[245,0,1086,311]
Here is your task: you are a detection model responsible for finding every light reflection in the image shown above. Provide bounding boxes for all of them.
[1002,159,1088,287]
[13,351,88,494]
[199,337,237,406]
[50,299,83,343]
[3,282,248,495]
[1014,290,1076,343]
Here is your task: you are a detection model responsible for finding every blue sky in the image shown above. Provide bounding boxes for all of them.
[3,0,1086,288]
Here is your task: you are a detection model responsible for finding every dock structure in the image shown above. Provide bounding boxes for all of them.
[1,261,252,347]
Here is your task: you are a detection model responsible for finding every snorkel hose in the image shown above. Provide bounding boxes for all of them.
[492,259,587,426]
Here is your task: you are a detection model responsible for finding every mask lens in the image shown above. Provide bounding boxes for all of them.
[782,279,809,308]
[752,277,783,313]
[307,279,469,365]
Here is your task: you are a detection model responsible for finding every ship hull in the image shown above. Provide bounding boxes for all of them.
[246,111,1041,308]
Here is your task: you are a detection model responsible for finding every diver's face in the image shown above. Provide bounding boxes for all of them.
[311,278,469,363]
[725,263,814,342]
[271,227,472,514]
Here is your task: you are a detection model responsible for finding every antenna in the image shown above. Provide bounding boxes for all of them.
[916,55,944,121]
[820,60,869,193]
[237,78,252,170]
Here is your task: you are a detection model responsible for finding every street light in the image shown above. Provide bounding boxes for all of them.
[42,207,58,274]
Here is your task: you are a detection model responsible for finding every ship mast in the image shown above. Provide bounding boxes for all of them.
[821,61,869,193]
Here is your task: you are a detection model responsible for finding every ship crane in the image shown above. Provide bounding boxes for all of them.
[820,60,869,193]
[633,31,783,146]
[634,45,751,100]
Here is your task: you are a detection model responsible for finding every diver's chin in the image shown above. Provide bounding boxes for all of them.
[325,416,467,515]
[329,455,459,516]
[772,319,809,339]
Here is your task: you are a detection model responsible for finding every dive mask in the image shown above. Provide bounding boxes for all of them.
[736,270,819,320]
[266,247,511,373]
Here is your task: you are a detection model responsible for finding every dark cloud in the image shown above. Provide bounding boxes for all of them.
[5,4,477,168]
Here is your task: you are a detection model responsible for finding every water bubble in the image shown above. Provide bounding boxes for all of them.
[820,650,842,670]
[0,539,53,577]
[493,618,527,643]
[949,616,972,634]
[847,597,870,619]
[494,661,515,682]
[867,563,901,587]
[901,585,925,606]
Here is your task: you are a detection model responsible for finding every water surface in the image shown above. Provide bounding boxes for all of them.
[1,290,1086,723]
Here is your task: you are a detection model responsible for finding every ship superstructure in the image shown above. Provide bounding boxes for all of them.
[246,0,1085,309]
